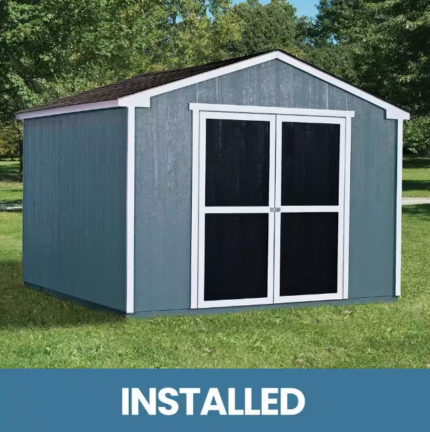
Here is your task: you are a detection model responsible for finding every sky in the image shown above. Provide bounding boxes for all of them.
[232,0,318,18]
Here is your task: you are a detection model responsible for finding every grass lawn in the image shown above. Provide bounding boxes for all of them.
[1,159,430,368]
[403,156,430,197]
[0,160,22,205]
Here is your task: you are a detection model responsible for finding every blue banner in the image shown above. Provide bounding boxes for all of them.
[0,370,428,431]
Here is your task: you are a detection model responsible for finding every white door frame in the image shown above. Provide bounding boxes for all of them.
[274,115,347,304]
[190,104,353,310]
[196,111,276,309]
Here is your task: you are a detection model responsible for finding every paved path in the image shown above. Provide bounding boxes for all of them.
[0,203,22,212]
[402,197,430,206]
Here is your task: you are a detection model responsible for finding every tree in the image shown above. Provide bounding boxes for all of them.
[0,121,22,161]
[0,0,243,123]
[134,0,242,70]
[0,0,242,174]
[225,0,308,58]
[313,0,430,116]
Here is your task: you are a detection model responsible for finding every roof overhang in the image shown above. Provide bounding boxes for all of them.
[16,51,410,121]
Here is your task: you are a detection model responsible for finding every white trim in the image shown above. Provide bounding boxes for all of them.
[190,109,200,309]
[273,115,349,304]
[273,293,343,304]
[198,296,275,309]
[273,115,347,125]
[343,116,352,300]
[275,52,409,120]
[126,107,135,313]
[338,119,347,299]
[273,115,282,301]
[196,111,276,309]
[280,206,340,213]
[395,120,404,296]
[205,207,270,214]
[197,112,207,309]
[16,100,119,120]
[190,103,355,118]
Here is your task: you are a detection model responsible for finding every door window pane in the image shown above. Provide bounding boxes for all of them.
[280,213,338,296]
[206,119,270,206]
[282,122,340,206]
[204,214,269,301]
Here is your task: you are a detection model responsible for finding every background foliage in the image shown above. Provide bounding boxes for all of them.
[1,0,429,166]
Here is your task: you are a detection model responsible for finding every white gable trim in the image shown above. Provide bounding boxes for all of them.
[16,50,409,120]
[275,52,409,120]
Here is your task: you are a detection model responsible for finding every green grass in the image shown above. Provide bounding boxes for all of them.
[0,160,22,205]
[403,156,430,197]
[1,205,430,368]
[1,158,430,368]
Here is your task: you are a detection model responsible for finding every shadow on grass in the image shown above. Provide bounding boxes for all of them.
[403,204,430,221]
[0,259,124,329]
[0,161,21,183]
[403,156,430,170]
[0,199,23,205]
[403,180,430,194]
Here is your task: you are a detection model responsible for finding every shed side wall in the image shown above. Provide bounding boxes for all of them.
[23,108,127,311]
[135,59,396,312]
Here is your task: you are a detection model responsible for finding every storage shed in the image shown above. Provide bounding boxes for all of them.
[16,50,410,317]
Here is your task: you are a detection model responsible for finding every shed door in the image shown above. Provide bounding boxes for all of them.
[274,116,345,303]
[195,111,347,309]
[197,112,276,308]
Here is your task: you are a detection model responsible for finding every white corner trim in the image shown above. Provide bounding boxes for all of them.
[189,103,355,118]
[190,108,200,309]
[395,120,404,297]
[126,107,135,313]
[343,116,352,300]
[15,100,119,120]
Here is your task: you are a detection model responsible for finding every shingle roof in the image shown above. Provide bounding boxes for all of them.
[17,52,268,114]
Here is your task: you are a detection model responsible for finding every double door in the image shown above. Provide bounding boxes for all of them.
[194,110,348,309]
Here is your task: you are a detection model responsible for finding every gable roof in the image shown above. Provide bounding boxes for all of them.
[16,50,410,120]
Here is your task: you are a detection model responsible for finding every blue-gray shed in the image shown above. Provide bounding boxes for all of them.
[16,50,410,317]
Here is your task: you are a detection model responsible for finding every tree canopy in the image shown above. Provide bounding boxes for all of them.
[313,0,430,116]
[1,0,429,162]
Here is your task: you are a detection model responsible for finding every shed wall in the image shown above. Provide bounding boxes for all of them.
[135,59,397,313]
[23,108,127,311]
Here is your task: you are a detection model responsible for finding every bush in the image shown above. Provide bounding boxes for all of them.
[404,116,430,157]
[0,121,22,160]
